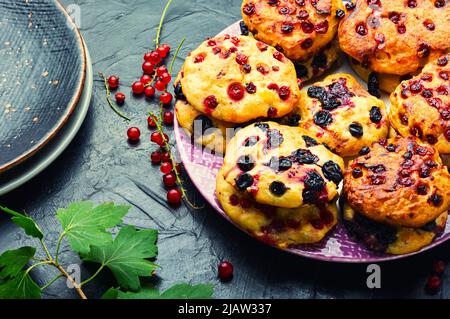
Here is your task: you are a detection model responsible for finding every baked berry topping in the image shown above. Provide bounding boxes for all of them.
[304,171,325,191]
[349,122,364,138]
[388,12,400,24]
[246,82,257,94]
[407,0,417,8]
[256,42,268,52]
[292,148,319,164]
[194,115,213,135]
[441,108,450,120]
[301,21,314,34]
[308,86,326,99]
[314,110,333,127]
[240,21,249,35]
[229,195,240,206]
[295,0,305,6]
[295,63,308,78]
[356,22,368,36]
[278,6,292,15]
[437,56,449,66]
[409,81,423,94]
[369,106,382,123]
[281,23,294,34]
[243,3,256,15]
[419,165,431,178]
[267,106,278,118]
[437,86,449,96]
[368,164,386,173]
[439,71,449,80]
[369,175,386,185]
[235,53,248,65]
[345,2,356,10]
[368,73,381,98]
[421,89,433,98]
[397,24,407,34]
[336,9,345,19]
[203,95,218,109]
[400,114,409,125]
[257,65,269,75]
[227,82,245,101]
[298,9,309,19]
[268,0,279,6]
[423,19,435,31]
[386,144,396,152]
[429,193,443,206]
[352,168,363,178]
[416,184,428,195]
[273,51,284,62]
[174,82,186,101]
[322,161,343,185]
[278,86,291,100]
[435,0,446,8]
[302,135,318,147]
[315,20,329,34]
[359,146,370,155]
[398,177,415,186]
[244,136,260,147]
[417,43,431,58]
[235,173,254,190]
[445,129,450,141]
[194,53,206,63]
[255,122,269,131]
[426,134,438,145]
[237,155,255,172]
[270,181,287,196]
[242,64,252,73]
[301,38,313,49]
[268,83,279,91]
[428,97,442,108]
[279,157,293,171]
[266,129,285,148]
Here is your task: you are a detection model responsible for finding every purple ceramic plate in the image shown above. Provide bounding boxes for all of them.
[174,21,450,263]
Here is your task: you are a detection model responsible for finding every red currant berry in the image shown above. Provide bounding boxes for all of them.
[150,151,162,164]
[160,92,173,105]
[115,92,126,104]
[108,76,119,89]
[167,188,182,205]
[132,81,144,94]
[142,61,155,75]
[144,52,153,62]
[156,46,167,58]
[140,74,152,85]
[433,260,446,274]
[151,132,164,145]
[163,172,177,187]
[427,275,441,291]
[161,152,171,162]
[145,86,156,97]
[127,127,141,142]
[147,116,157,128]
[160,162,173,174]
[160,72,172,84]
[218,261,234,282]
[163,111,174,125]
[161,44,171,55]
[156,66,168,77]
[154,80,166,92]
[148,51,162,65]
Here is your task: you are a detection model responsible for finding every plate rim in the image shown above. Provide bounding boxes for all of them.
[0,42,92,196]
[0,0,87,173]
[174,20,450,263]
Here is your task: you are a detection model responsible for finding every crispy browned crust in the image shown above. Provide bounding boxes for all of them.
[344,136,450,228]
[242,0,342,62]
[338,0,450,75]
[390,54,450,154]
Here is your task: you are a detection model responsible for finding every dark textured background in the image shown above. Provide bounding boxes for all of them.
[0,0,449,299]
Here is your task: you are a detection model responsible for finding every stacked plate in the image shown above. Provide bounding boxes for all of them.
[0,0,93,195]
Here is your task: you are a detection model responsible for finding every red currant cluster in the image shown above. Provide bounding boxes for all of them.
[105,43,183,206]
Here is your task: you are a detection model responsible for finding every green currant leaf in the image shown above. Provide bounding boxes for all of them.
[56,201,129,255]
[0,206,43,239]
[0,247,36,279]
[0,271,41,299]
[102,284,214,299]
[83,226,158,291]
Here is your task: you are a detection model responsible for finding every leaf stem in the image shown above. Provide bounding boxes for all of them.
[25,260,52,276]
[79,265,105,287]
[99,72,131,122]
[155,0,174,49]
[40,239,53,262]
[41,273,64,291]
[54,233,65,264]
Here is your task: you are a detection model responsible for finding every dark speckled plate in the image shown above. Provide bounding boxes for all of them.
[0,0,85,173]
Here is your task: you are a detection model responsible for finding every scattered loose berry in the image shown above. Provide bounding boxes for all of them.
[163,111,174,125]
[108,76,120,89]
[127,127,141,142]
[433,260,446,274]
[427,275,441,291]
[160,92,173,105]
[163,172,177,187]
[218,261,234,282]
[132,81,145,94]
[115,92,126,104]
[167,188,182,205]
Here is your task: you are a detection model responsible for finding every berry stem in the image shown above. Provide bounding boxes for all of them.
[155,0,174,49]
[169,37,186,73]
[98,72,131,122]
[149,112,202,209]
